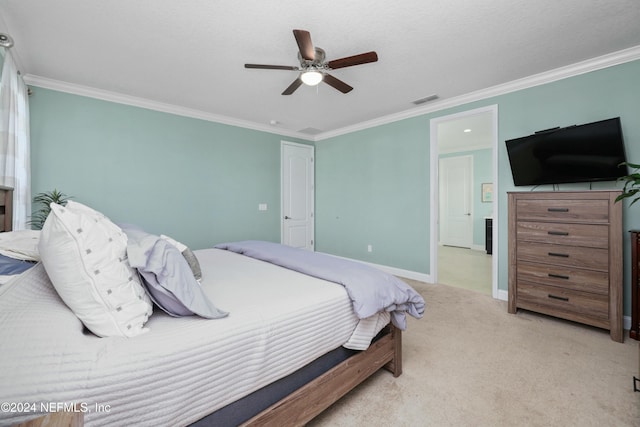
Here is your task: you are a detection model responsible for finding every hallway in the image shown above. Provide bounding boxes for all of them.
[438,245,492,295]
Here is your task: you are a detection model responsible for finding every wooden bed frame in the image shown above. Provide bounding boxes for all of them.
[242,323,402,426]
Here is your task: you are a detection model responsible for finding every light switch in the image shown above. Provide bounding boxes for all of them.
[258,203,268,211]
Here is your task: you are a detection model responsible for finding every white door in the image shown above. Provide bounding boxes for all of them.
[439,155,473,248]
[281,142,314,250]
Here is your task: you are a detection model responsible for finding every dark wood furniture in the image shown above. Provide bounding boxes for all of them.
[629,231,640,340]
[485,218,493,254]
[508,191,623,342]
[0,186,13,232]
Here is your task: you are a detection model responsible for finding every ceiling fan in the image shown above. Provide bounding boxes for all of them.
[244,29,378,95]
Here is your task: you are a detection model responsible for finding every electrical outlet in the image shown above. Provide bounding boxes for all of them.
[258,203,268,211]
[367,244,372,252]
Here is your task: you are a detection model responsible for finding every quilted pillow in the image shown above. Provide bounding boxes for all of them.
[38,201,153,337]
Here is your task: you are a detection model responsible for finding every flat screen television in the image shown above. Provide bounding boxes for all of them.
[505,117,628,186]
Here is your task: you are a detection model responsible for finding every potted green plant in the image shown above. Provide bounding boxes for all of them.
[615,162,640,206]
[28,189,72,230]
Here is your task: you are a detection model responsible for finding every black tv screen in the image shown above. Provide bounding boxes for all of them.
[505,117,628,186]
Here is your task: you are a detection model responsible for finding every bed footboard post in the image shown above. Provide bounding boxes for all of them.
[383,324,402,377]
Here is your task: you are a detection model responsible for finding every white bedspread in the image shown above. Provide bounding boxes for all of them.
[0,248,388,426]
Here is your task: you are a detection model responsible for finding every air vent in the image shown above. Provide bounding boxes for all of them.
[298,127,323,135]
[412,94,439,105]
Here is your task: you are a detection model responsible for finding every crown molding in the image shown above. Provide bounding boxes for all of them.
[22,74,314,141]
[314,45,640,141]
[23,45,640,143]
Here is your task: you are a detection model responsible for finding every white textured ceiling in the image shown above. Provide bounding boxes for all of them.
[1,0,640,141]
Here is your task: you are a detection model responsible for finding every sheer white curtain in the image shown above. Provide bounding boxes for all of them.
[0,51,30,230]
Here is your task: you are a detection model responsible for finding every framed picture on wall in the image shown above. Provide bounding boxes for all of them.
[481,183,493,203]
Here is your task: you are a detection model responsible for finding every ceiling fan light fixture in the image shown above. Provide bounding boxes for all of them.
[300,70,323,86]
[246,29,377,95]
[0,33,14,48]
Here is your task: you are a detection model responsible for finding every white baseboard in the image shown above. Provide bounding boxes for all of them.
[320,252,432,283]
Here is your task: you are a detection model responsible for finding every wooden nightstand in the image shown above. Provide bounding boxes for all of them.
[629,230,640,340]
[0,185,13,232]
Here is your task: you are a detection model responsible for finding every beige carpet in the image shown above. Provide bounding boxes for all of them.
[438,246,492,295]
[308,280,639,426]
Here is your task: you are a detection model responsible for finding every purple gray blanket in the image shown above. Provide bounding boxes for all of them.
[214,240,425,330]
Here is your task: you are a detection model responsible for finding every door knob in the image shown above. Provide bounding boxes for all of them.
[284,216,291,219]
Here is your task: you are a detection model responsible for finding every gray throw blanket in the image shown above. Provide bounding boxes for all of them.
[215,240,425,330]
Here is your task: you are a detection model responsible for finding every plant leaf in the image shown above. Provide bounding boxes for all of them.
[28,189,73,230]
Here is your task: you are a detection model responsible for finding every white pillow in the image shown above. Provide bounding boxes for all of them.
[0,230,41,261]
[38,201,152,337]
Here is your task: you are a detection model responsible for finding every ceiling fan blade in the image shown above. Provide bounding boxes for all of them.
[245,64,298,70]
[327,51,378,69]
[323,74,353,94]
[293,29,315,61]
[282,78,303,95]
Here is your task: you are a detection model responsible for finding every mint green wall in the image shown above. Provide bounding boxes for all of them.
[29,60,640,316]
[0,50,5,77]
[315,118,430,271]
[29,88,306,250]
[316,59,640,316]
[440,148,493,248]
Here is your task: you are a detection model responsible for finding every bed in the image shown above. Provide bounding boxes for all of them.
[0,201,424,427]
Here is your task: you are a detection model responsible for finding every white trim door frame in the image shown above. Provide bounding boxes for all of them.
[430,105,499,299]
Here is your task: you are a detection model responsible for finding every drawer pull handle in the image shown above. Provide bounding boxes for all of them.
[548,231,569,236]
[548,273,569,280]
[547,208,569,212]
[548,252,569,258]
[548,294,569,302]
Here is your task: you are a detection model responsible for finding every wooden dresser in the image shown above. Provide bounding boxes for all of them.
[0,186,13,232]
[508,191,623,342]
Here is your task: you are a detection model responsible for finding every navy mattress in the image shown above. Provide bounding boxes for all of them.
[0,254,37,276]
[189,345,358,426]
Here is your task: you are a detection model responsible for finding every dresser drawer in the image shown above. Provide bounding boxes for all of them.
[516,282,609,323]
[517,261,609,295]
[517,241,608,271]
[516,221,608,249]
[516,198,609,223]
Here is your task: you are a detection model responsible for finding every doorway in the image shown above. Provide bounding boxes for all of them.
[430,106,498,298]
